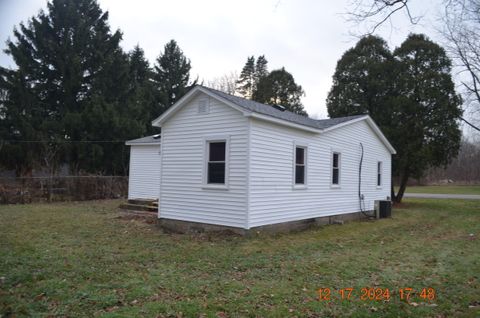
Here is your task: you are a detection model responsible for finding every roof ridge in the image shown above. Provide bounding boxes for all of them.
[199,85,367,129]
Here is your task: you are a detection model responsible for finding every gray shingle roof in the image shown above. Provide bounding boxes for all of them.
[200,86,366,130]
[126,134,161,145]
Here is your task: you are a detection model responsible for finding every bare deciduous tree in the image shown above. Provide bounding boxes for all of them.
[346,0,420,35]
[442,0,480,131]
[423,139,480,183]
[345,0,480,130]
[206,71,239,95]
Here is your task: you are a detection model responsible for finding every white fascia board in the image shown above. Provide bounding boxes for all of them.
[247,112,322,133]
[125,142,161,146]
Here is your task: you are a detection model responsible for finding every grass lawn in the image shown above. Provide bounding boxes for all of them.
[402,185,480,195]
[1,199,479,317]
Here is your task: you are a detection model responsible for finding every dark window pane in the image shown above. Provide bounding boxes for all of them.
[333,153,339,168]
[377,174,381,186]
[208,162,225,184]
[295,165,305,184]
[209,142,226,161]
[332,168,339,184]
[295,147,304,164]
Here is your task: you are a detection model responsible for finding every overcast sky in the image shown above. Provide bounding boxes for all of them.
[0,0,444,119]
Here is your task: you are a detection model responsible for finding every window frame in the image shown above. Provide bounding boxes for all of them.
[293,143,308,189]
[377,161,382,188]
[202,136,230,190]
[331,151,341,187]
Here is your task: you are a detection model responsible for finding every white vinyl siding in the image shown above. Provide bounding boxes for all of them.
[248,118,392,228]
[159,94,248,228]
[128,145,161,199]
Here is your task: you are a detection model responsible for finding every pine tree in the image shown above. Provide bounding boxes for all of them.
[127,45,160,135]
[153,40,193,108]
[253,67,307,115]
[254,55,269,90]
[236,56,256,98]
[1,0,146,175]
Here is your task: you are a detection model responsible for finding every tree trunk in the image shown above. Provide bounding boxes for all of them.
[391,182,396,202]
[394,169,410,203]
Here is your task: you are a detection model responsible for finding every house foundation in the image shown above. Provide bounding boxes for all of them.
[158,210,375,236]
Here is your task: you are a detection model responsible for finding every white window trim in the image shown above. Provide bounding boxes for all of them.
[377,161,383,189]
[292,142,308,189]
[330,150,341,188]
[202,136,230,190]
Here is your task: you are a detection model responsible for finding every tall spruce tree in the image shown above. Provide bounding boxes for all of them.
[254,55,269,89]
[127,45,160,135]
[1,0,145,175]
[253,67,307,115]
[153,40,193,108]
[236,56,256,98]
[326,34,462,202]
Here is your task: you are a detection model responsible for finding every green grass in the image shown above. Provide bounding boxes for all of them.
[1,199,479,317]
[403,185,480,195]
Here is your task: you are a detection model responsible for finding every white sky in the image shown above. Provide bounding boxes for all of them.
[0,0,450,120]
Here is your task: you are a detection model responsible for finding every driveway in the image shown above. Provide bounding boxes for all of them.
[404,193,480,200]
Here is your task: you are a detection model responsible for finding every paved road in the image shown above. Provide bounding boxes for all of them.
[404,193,480,200]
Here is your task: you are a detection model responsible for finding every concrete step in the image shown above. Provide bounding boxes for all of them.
[119,203,157,212]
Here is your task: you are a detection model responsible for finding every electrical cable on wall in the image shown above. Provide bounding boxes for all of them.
[358,142,374,218]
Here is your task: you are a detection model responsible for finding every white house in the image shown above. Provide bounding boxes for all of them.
[126,85,396,233]
[126,135,161,200]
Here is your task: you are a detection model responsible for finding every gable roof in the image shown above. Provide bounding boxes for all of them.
[203,87,366,130]
[151,85,396,154]
[126,134,161,146]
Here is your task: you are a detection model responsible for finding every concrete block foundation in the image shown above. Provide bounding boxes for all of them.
[158,210,375,235]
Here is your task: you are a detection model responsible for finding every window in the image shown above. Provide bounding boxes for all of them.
[377,161,382,187]
[295,146,306,185]
[332,152,340,185]
[207,141,226,184]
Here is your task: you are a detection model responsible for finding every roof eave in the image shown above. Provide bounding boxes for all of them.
[125,141,161,146]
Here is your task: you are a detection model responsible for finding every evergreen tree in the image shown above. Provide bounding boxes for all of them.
[391,34,462,201]
[127,45,160,135]
[326,35,393,123]
[0,67,43,176]
[153,40,193,108]
[254,55,269,88]
[326,34,462,202]
[253,67,307,115]
[236,56,256,98]
[1,0,145,175]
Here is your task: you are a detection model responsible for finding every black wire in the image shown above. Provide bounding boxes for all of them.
[358,142,374,218]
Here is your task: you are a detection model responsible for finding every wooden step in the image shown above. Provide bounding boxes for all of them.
[127,198,158,206]
[119,203,157,212]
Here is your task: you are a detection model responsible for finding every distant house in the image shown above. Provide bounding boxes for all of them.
[126,85,396,233]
